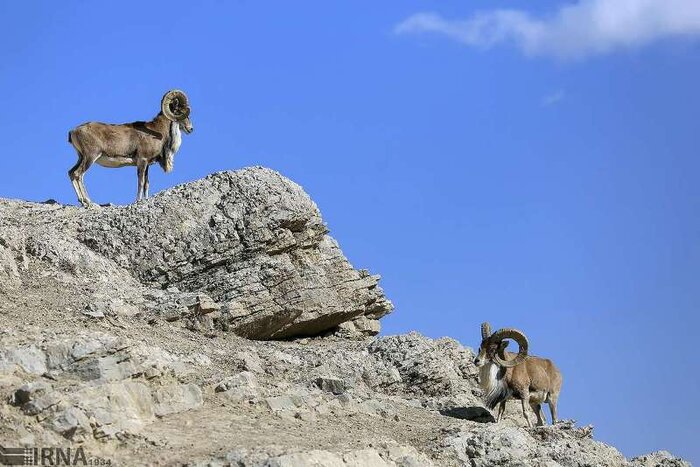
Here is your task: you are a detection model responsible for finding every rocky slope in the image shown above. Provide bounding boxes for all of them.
[0,167,689,466]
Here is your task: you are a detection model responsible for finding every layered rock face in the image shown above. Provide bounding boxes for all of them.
[0,168,690,466]
[0,330,689,466]
[0,167,392,339]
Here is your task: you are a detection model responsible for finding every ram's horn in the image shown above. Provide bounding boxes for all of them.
[161,89,190,121]
[490,328,528,368]
[481,322,492,340]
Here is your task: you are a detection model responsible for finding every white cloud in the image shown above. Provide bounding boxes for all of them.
[542,90,566,107]
[395,0,700,59]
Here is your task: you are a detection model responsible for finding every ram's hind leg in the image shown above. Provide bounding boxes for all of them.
[78,155,99,206]
[530,402,545,426]
[70,152,100,207]
[547,393,559,424]
[69,154,92,207]
[68,158,85,206]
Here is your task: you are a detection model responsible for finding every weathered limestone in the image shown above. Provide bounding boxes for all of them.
[0,167,393,339]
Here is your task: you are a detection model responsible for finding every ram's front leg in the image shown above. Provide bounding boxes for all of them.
[519,391,532,427]
[136,161,147,202]
[497,400,506,422]
[144,164,150,198]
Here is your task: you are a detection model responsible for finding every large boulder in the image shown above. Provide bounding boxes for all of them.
[0,167,392,339]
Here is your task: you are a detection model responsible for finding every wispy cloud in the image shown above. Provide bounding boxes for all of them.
[541,90,566,107]
[394,0,700,60]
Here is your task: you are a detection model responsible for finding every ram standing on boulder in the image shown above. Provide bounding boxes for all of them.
[67,89,193,207]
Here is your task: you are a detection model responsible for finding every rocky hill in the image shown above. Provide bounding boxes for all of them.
[0,167,689,466]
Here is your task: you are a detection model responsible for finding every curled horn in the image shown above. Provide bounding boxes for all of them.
[161,89,190,121]
[481,322,492,340]
[490,328,529,368]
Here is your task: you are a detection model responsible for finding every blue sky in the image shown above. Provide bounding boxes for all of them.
[1,1,698,462]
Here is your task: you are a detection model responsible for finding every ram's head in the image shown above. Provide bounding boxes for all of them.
[474,322,529,368]
[161,89,193,134]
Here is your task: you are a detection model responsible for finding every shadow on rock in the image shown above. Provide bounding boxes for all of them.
[440,406,495,423]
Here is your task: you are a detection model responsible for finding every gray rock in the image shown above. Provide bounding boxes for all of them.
[383,445,435,467]
[235,351,265,374]
[0,242,21,287]
[13,382,61,416]
[335,316,382,338]
[342,449,391,466]
[152,383,204,417]
[265,395,302,412]
[266,450,346,467]
[313,376,346,395]
[356,398,393,418]
[193,294,221,314]
[50,406,91,440]
[367,332,486,417]
[3,345,48,375]
[216,371,258,392]
[631,450,691,467]
[11,381,52,406]
[263,447,432,467]
[73,380,156,438]
[0,167,393,339]
[446,422,630,467]
[82,307,105,318]
[0,332,210,443]
[69,354,136,382]
[315,398,344,415]
[69,335,122,361]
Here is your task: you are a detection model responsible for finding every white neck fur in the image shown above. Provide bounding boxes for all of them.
[161,121,181,173]
[479,362,508,409]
